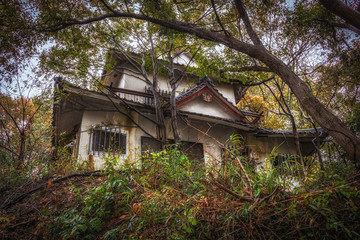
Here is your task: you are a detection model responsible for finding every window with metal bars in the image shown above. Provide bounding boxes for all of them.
[89,126,127,156]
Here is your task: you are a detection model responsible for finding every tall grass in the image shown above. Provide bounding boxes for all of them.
[47,143,360,239]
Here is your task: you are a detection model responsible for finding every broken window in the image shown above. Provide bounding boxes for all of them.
[89,126,127,156]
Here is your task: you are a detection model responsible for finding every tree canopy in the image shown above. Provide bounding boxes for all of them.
[1,0,359,162]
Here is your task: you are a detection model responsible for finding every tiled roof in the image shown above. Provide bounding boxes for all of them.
[176,77,216,102]
[178,110,255,129]
[175,77,250,121]
[179,109,326,137]
[56,78,326,138]
[253,127,327,136]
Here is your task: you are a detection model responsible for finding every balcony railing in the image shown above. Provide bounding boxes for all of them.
[107,86,262,124]
[108,86,169,106]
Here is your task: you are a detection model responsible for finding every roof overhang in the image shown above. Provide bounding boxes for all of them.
[54,79,327,147]
[175,82,250,123]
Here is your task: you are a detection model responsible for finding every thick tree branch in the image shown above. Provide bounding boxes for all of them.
[319,0,360,33]
[40,12,262,64]
[314,18,360,36]
[233,0,263,46]
[40,2,360,161]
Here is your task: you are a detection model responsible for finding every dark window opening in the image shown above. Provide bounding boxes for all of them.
[272,154,302,175]
[140,136,204,162]
[90,127,127,155]
[179,141,204,163]
[273,154,288,167]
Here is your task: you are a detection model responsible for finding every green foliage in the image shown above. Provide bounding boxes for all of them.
[52,209,102,240]
[40,139,359,239]
[347,102,360,134]
[0,93,53,190]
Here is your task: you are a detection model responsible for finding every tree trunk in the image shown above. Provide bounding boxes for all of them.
[129,17,360,162]
[289,115,306,175]
[319,0,360,32]
[152,87,167,148]
[41,6,360,162]
[17,131,25,168]
[260,51,360,163]
[170,85,181,144]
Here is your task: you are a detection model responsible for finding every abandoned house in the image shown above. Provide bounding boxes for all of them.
[53,52,325,169]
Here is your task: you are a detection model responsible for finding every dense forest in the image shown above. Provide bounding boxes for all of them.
[1,0,360,239]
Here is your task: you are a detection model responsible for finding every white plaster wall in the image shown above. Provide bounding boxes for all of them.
[245,135,269,163]
[176,119,237,165]
[214,83,236,104]
[115,70,237,105]
[245,135,299,165]
[77,109,236,169]
[173,53,197,67]
[76,109,301,169]
[178,96,237,120]
[120,70,147,92]
[176,80,197,96]
[78,110,139,169]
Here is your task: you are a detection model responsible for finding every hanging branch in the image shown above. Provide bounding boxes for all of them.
[210,0,230,36]
[99,0,116,13]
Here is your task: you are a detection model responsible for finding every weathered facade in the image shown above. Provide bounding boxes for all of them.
[53,52,324,169]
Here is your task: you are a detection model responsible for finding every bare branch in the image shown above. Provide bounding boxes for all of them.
[233,0,263,46]
[210,0,230,36]
[208,172,252,202]
[223,66,272,73]
[0,143,19,157]
[263,81,289,116]
[314,18,360,35]
[99,0,116,13]
[174,46,201,85]
[0,100,22,133]
[239,76,274,86]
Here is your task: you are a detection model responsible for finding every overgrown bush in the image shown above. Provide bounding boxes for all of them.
[0,94,53,192]
[45,143,360,239]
